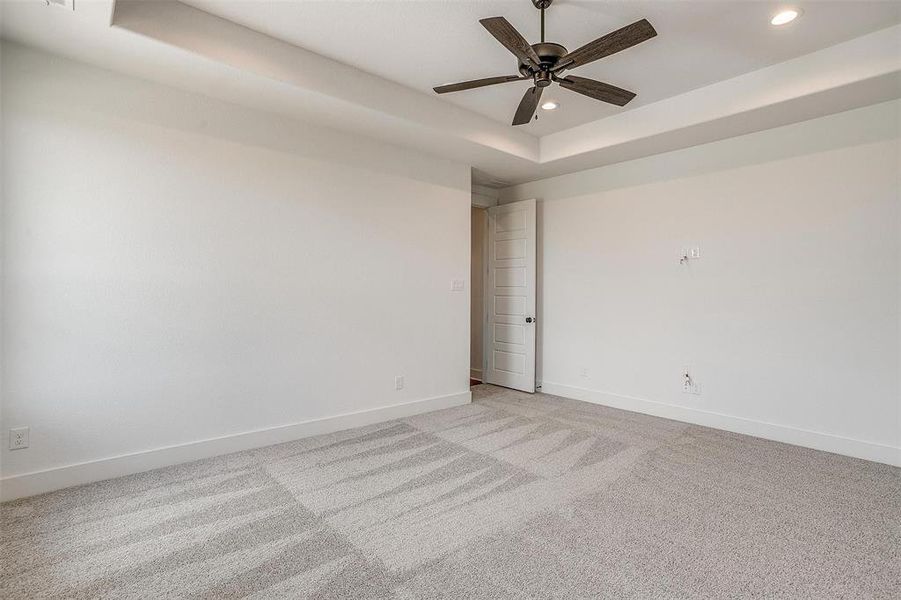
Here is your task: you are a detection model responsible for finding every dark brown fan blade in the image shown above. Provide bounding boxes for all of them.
[553,19,656,71]
[480,17,541,68]
[557,76,636,106]
[512,86,543,126]
[433,75,527,94]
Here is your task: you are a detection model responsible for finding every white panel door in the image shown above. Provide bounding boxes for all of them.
[484,199,536,393]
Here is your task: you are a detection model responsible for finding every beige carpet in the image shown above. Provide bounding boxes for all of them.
[2,384,899,598]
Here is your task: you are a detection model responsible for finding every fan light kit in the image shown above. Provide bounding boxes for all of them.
[771,9,800,25]
[541,101,559,110]
[433,0,657,126]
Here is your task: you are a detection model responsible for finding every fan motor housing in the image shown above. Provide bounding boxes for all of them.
[518,42,568,77]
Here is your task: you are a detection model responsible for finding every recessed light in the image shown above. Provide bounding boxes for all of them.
[771,9,800,26]
[541,101,559,111]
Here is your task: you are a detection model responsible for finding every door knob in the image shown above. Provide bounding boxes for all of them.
[525,317,534,323]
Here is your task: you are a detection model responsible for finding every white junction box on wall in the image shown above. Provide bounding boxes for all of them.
[45,0,76,10]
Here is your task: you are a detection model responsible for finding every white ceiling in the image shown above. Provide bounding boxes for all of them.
[1,0,899,185]
[181,0,901,136]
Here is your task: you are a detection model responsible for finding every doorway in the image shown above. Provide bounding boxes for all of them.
[471,199,537,393]
[470,206,487,386]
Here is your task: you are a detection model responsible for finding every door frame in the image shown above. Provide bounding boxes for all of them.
[470,206,490,384]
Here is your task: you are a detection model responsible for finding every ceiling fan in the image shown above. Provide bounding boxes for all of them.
[433,0,657,126]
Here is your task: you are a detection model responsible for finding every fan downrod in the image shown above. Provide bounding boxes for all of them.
[518,0,565,78]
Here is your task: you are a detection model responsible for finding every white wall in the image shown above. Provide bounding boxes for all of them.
[500,100,901,465]
[0,43,471,498]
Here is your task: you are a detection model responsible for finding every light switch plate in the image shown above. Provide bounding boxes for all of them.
[452,279,465,292]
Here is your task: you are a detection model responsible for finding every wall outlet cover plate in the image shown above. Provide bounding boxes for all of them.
[9,427,29,450]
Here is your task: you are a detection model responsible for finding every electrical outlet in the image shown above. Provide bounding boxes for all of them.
[681,366,693,394]
[9,427,29,450]
[680,246,701,264]
[579,367,589,378]
[394,375,404,390]
[691,381,702,395]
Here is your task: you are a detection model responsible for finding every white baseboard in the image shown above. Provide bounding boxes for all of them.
[541,382,900,467]
[470,368,482,381]
[0,390,471,502]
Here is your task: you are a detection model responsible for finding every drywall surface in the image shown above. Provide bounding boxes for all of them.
[471,184,499,209]
[470,207,487,379]
[500,100,901,464]
[0,43,471,489]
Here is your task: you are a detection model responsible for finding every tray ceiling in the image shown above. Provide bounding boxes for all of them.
[182,0,901,135]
